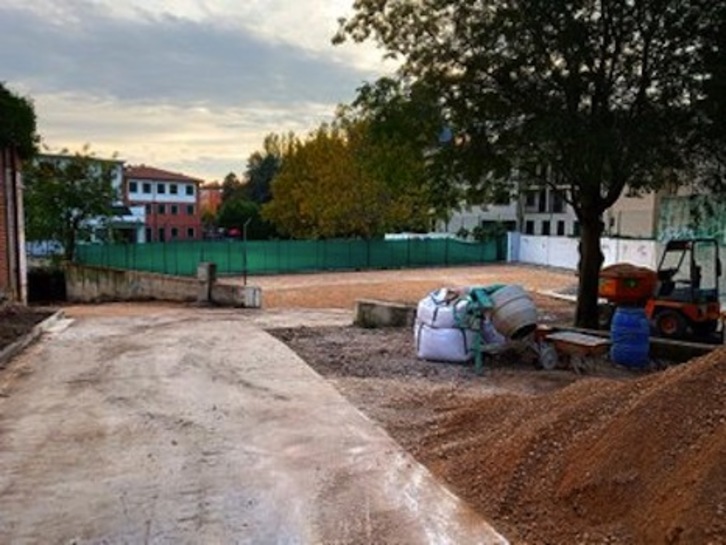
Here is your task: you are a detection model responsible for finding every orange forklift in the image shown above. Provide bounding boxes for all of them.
[598,238,724,344]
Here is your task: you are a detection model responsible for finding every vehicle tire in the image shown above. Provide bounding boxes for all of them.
[654,310,687,339]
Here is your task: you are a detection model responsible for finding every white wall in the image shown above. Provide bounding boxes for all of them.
[509,233,658,270]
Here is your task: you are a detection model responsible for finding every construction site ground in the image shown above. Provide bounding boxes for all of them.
[252,264,725,544]
[1,264,723,544]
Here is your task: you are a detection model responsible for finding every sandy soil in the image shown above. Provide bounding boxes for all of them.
[232,263,577,310]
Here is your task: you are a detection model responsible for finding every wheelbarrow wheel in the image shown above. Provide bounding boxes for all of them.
[535,342,559,370]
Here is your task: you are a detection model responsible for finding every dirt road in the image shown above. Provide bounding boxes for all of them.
[0,307,506,544]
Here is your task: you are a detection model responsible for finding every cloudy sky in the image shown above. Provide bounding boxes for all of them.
[0,0,391,181]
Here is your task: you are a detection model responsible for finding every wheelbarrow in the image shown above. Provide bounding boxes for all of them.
[533,328,611,373]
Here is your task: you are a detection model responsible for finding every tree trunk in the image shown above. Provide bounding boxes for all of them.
[575,215,604,328]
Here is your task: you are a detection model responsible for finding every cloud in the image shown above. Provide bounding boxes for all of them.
[0,1,375,107]
[0,0,393,179]
[33,91,335,180]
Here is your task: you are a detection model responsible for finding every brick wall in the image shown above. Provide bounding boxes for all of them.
[0,148,24,302]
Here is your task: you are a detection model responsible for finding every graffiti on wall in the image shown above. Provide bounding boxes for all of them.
[658,196,726,244]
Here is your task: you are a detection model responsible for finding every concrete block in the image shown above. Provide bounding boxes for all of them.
[354,299,416,328]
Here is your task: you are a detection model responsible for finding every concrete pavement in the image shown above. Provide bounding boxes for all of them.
[0,307,507,544]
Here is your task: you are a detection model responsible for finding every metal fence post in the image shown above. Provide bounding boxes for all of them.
[243,218,251,285]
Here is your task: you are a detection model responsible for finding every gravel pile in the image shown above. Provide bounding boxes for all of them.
[412,346,726,544]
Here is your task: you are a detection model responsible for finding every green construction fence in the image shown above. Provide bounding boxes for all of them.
[74,237,507,277]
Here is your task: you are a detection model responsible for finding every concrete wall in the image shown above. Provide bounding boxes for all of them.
[509,233,659,270]
[509,233,725,303]
[66,263,261,307]
[606,191,660,238]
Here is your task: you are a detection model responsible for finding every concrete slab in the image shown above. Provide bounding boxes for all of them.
[0,309,507,544]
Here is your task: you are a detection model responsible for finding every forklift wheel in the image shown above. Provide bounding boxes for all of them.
[654,310,687,339]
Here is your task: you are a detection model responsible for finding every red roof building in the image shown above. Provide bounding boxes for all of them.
[124,165,204,242]
[200,182,223,216]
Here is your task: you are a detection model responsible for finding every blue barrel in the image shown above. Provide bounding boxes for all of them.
[610,307,650,367]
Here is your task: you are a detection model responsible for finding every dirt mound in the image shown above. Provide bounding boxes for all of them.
[413,347,726,544]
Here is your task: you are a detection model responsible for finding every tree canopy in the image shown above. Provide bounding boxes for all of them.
[23,147,118,260]
[216,197,277,240]
[262,120,432,239]
[336,0,725,327]
[243,134,283,204]
[0,83,38,159]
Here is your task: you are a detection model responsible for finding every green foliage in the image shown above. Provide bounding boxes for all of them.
[244,134,283,204]
[471,222,507,242]
[221,172,244,203]
[262,122,432,239]
[336,0,724,327]
[23,147,118,260]
[217,196,277,240]
[0,83,38,159]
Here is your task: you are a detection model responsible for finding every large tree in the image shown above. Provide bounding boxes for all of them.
[243,134,283,204]
[340,77,460,223]
[221,172,244,203]
[336,0,723,327]
[23,147,118,261]
[0,83,38,159]
[262,121,432,238]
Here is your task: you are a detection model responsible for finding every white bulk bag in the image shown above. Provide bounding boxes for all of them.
[414,320,475,363]
[416,288,469,329]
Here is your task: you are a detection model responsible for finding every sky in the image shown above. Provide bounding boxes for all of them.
[0,0,392,181]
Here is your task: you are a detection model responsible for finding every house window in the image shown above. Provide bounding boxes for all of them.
[525,190,537,209]
[186,204,195,215]
[145,204,152,215]
[573,221,581,236]
[158,228,166,242]
[538,188,547,213]
[185,184,194,196]
[145,228,152,242]
[129,181,138,193]
[142,182,152,194]
[170,184,178,195]
[557,220,566,236]
[158,204,166,215]
[525,220,535,235]
[171,204,178,215]
[551,190,565,213]
[187,227,195,239]
[171,227,179,239]
[158,183,166,194]
[541,220,551,236]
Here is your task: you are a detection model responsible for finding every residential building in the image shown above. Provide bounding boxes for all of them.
[437,203,518,234]
[439,185,683,240]
[0,147,26,302]
[124,165,203,242]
